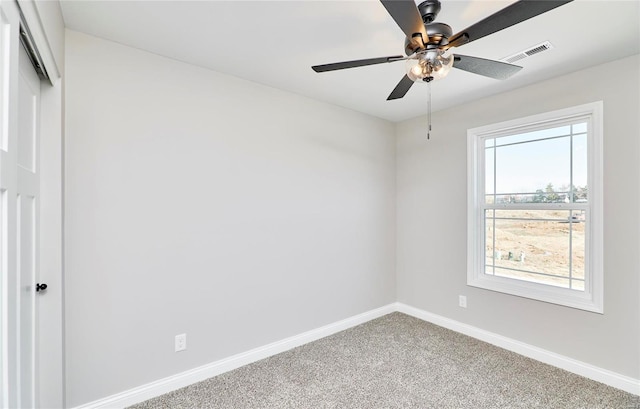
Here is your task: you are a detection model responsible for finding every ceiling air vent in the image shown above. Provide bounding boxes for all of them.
[501,41,554,64]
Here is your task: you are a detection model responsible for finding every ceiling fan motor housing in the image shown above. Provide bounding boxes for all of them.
[404,22,452,55]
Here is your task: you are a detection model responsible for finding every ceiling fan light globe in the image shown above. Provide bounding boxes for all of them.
[431,52,454,80]
[406,59,431,82]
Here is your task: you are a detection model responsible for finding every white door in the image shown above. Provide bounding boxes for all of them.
[0,1,42,406]
[17,41,41,409]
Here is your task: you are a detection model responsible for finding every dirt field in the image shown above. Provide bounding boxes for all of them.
[485,210,585,290]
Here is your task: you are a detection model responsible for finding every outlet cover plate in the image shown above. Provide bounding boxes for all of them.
[175,333,187,352]
[459,295,467,308]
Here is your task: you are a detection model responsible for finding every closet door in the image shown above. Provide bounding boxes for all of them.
[17,39,41,409]
[0,1,42,407]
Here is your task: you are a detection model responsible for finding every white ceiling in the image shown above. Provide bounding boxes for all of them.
[60,0,640,122]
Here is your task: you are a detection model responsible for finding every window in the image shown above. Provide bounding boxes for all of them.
[467,102,603,313]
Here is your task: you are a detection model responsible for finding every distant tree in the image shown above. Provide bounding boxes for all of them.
[533,189,545,203]
[575,185,588,201]
[545,183,560,202]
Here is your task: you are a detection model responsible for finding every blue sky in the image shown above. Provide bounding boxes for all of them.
[485,123,588,195]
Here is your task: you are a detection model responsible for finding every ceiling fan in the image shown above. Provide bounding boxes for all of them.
[312,0,573,101]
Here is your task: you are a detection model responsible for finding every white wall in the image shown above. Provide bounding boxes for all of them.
[396,55,640,378]
[64,30,396,407]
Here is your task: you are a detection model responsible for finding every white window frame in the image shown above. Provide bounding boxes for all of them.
[467,101,603,313]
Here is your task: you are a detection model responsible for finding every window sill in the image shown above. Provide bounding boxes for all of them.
[467,273,603,314]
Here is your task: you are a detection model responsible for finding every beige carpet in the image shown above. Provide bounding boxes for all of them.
[130,313,638,408]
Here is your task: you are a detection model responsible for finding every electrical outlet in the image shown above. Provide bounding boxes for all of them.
[459,295,467,308]
[175,333,187,352]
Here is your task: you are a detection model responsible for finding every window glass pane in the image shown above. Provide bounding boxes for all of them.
[493,191,569,204]
[485,147,494,196]
[572,280,585,291]
[495,267,571,288]
[487,210,578,289]
[571,210,585,287]
[572,133,588,202]
[572,122,587,134]
[495,125,571,147]
[485,210,495,275]
[495,136,570,196]
[494,209,567,220]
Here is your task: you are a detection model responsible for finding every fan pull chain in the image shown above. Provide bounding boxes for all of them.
[427,80,432,140]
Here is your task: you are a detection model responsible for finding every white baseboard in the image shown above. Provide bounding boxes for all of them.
[71,304,396,409]
[395,302,640,396]
[72,302,639,408]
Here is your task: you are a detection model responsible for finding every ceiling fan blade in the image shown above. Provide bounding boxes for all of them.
[387,74,414,100]
[380,0,429,48]
[312,55,405,72]
[453,54,522,80]
[447,0,573,48]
